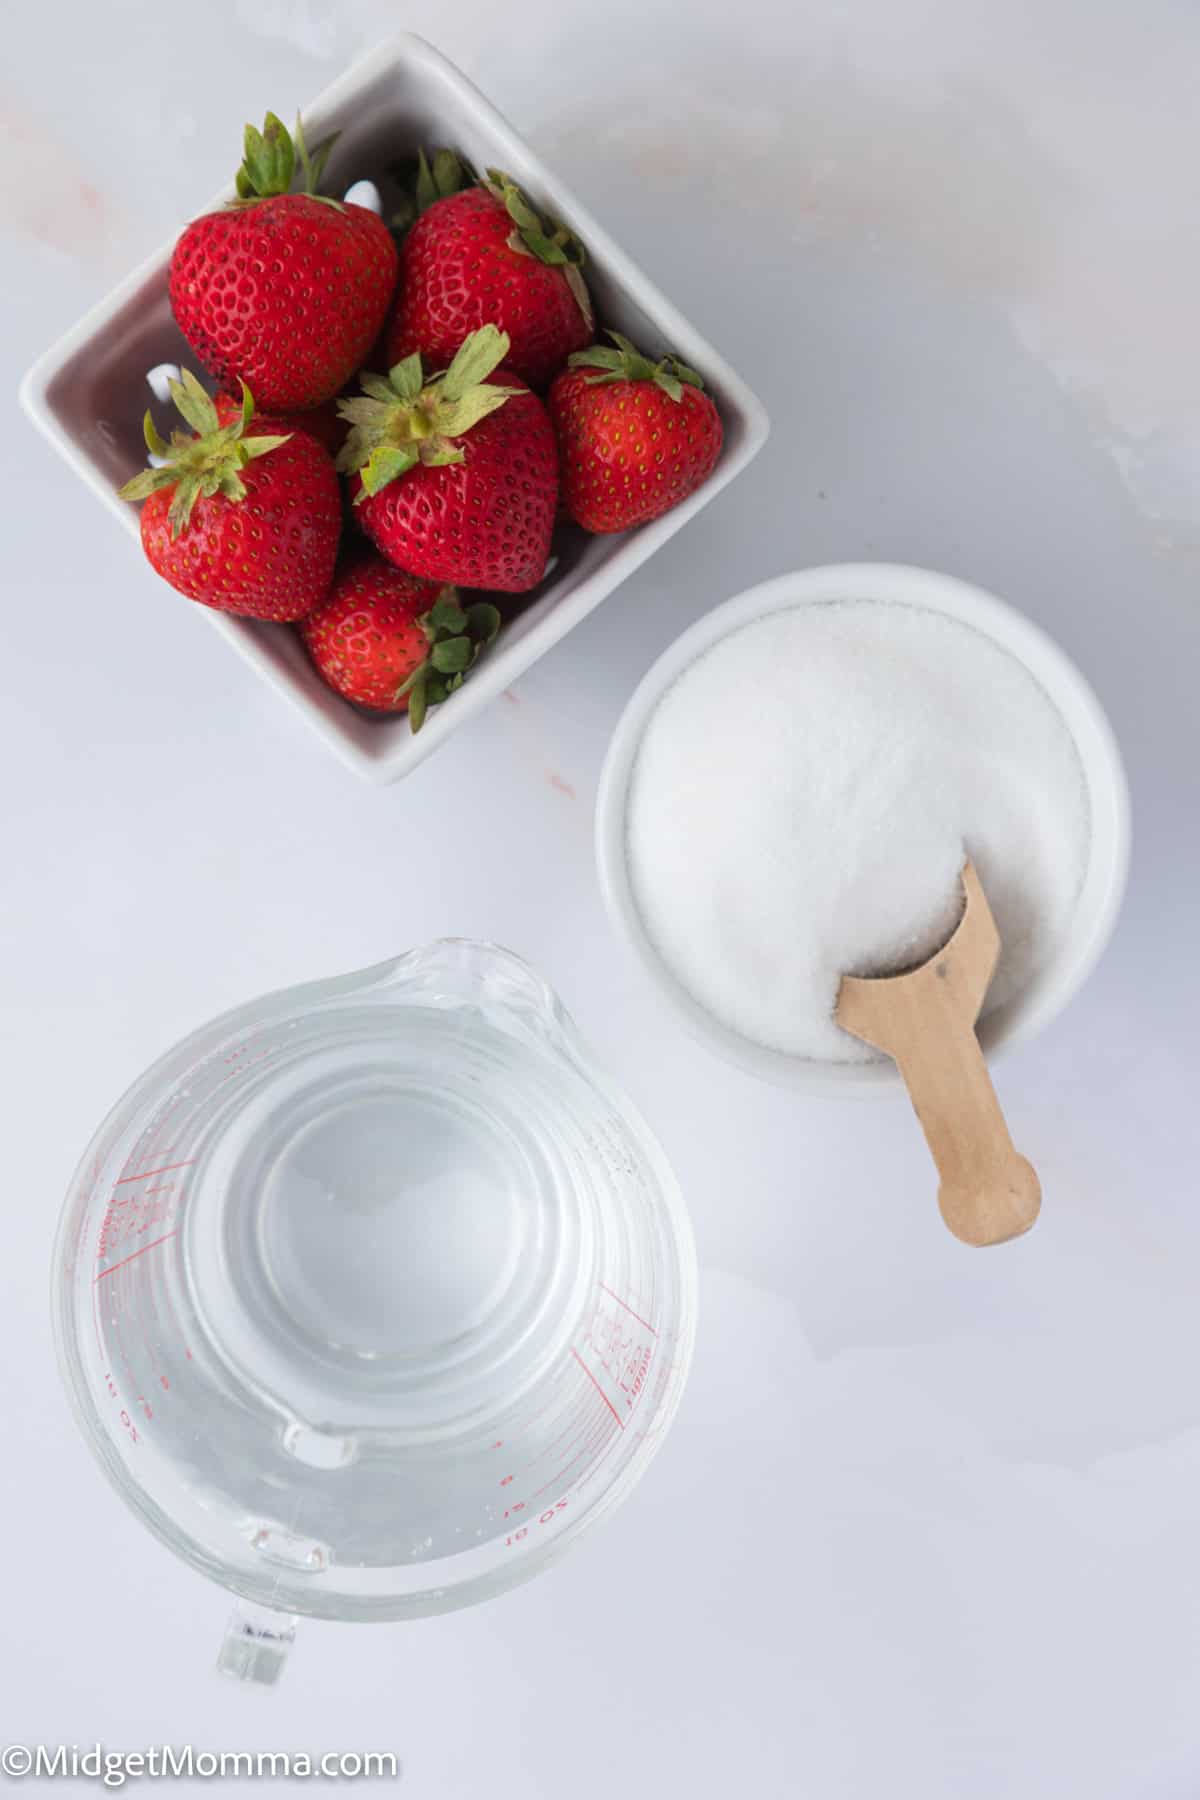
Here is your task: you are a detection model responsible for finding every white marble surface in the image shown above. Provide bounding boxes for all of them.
[4,1,1200,1793]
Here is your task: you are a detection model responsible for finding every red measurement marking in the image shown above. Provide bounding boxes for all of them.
[529,1406,593,1471]
[570,1346,624,1430]
[114,1160,195,1187]
[530,1428,607,1502]
[513,1395,607,1482]
[93,1229,180,1282]
[598,1284,658,1336]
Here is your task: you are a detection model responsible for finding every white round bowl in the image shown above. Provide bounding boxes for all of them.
[596,563,1131,1094]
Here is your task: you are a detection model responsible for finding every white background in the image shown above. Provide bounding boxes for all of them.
[4,1,1200,1793]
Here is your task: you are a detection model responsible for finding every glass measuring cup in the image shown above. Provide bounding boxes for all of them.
[52,942,696,1682]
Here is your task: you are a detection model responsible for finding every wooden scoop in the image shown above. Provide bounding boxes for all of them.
[835,860,1041,1247]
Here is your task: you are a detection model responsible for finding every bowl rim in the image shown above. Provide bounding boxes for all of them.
[17,31,769,786]
[595,561,1132,1094]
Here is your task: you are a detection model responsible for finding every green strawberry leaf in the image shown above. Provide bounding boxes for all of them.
[390,194,418,235]
[437,384,518,439]
[417,147,467,213]
[564,265,594,330]
[142,412,170,459]
[665,355,704,388]
[393,588,503,735]
[568,332,707,401]
[484,169,591,328]
[358,371,402,405]
[497,180,542,235]
[523,229,569,264]
[169,369,219,438]
[409,147,470,224]
[568,345,624,372]
[431,148,464,197]
[387,355,425,404]
[293,112,339,196]
[216,467,248,502]
[166,480,202,536]
[415,148,439,215]
[231,111,341,210]
[240,432,293,461]
[441,325,511,403]
[334,329,518,492]
[337,397,390,430]
[407,674,429,734]
[430,637,474,675]
[118,465,176,502]
[118,370,295,538]
[427,595,468,634]
[465,602,502,643]
[240,113,295,199]
[358,444,420,495]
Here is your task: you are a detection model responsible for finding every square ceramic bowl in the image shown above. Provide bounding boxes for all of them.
[18,34,769,785]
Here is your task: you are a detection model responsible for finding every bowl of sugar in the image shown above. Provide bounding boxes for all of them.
[596,563,1130,1092]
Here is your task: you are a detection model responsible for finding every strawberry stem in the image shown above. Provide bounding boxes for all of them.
[416,147,470,213]
[567,331,705,403]
[399,593,501,733]
[483,169,593,331]
[117,372,292,539]
[231,111,342,210]
[336,326,523,500]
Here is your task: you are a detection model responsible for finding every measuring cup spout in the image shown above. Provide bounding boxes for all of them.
[367,939,573,1051]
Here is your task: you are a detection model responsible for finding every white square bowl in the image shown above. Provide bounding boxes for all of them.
[18,33,769,785]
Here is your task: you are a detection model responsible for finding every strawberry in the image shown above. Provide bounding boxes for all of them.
[118,369,341,621]
[548,334,723,532]
[301,553,500,730]
[170,113,399,412]
[336,325,559,593]
[385,157,593,390]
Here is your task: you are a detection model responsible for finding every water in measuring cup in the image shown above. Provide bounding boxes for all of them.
[65,950,691,1618]
[189,999,598,1434]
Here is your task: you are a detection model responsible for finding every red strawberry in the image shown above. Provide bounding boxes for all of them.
[301,554,500,731]
[386,159,593,390]
[118,370,341,621]
[336,325,559,593]
[549,333,724,532]
[170,113,399,412]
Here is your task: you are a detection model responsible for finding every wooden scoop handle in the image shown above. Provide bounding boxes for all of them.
[836,862,1040,1246]
[889,1014,1041,1246]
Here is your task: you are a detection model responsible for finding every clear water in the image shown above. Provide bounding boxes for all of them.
[62,949,693,1619]
[189,1005,596,1436]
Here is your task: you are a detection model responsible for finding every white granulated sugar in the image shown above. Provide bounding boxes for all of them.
[626,600,1091,1062]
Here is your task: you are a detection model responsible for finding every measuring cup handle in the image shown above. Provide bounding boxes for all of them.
[215,1604,297,1687]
